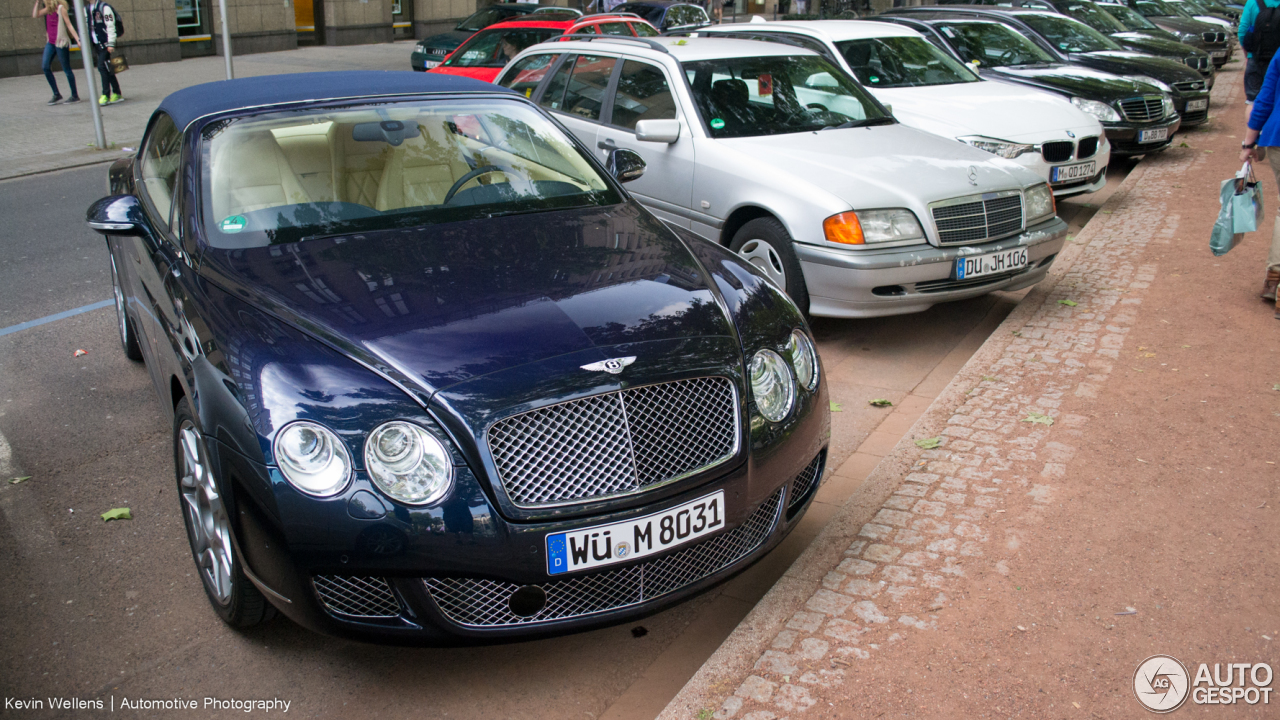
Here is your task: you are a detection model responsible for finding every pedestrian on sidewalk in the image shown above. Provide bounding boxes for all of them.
[1240,0,1280,103]
[32,0,79,105]
[1241,53,1280,318]
[85,0,123,105]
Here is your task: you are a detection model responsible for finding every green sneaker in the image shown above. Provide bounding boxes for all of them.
[109,93,122,104]
[99,94,108,105]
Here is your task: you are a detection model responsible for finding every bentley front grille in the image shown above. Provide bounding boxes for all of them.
[930,191,1024,246]
[313,575,402,618]
[488,377,739,508]
[423,488,783,627]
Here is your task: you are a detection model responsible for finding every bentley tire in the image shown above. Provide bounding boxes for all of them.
[173,398,274,628]
[730,217,810,314]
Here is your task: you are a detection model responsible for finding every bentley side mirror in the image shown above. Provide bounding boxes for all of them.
[606,148,646,183]
[86,194,146,236]
[635,119,681,144]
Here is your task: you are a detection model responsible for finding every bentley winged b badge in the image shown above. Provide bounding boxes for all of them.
[581,356,637,375]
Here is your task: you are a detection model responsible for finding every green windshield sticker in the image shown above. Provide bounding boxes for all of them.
[710,118,725,129]
[869,75,880,83]
[220,215,247,233]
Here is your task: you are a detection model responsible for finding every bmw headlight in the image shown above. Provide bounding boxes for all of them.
[958,135,1035,159]
[785,330,819,392]
[275,421,352,497]
[750,349,796,423]
[1025,183,1056,224]
[365,421,453,506]
[1071,97,1121,122]
[1122,74,1172,92]
[1162,95,1177,117]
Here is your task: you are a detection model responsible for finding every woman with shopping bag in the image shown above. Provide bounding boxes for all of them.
[31,0,79,105]
[1241,53,1280,318]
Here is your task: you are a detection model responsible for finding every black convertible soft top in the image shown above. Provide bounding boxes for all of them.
[156,71,508,130]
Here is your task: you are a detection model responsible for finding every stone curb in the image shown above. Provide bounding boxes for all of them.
[656,161,1152,720]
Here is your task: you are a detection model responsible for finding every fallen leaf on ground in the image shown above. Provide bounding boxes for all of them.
[1011,330,1021,336]
[1021,412,1054,426]
[101,508,132,522]
[9,476,32,485]
[1073,702,1081,709]
[915,437,941,449]
[74,349,88,357]
[982,375,999,382]
[829,401,843,412]
[869,399,892,407]
[1058,299,1078,307]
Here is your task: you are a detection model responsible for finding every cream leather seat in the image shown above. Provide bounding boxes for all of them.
[211,131,310,220]
[375,125,474,211]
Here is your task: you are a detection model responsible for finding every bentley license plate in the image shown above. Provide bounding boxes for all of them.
[546,491,725,575]
[1138,127,1169,143]
[956,247,1029,280]
[1187,98,1209,111]
[1051,161,1096,183]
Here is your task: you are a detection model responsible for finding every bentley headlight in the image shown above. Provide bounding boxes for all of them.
[750,349,796,423]
[1071,97,1121,122]
[1123,74,1172,92]
[1025,183,1056,224]
[275,421,352,497]
[1162,95,1177,117]
[786,330,819,392]
[365,421,453,506]
[958,135,1035,159]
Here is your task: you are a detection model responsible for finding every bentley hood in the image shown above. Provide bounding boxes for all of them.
[200,203,735,396]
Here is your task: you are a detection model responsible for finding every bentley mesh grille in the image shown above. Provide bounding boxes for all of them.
[787,453,826,513]
[931,193,1024,246]
[1040,141,1074,164]
[313,575,402,618]
[424,488,784,627]
[1076,136,1099,159]
[1119,96,1165,122]
[487,377,739,507]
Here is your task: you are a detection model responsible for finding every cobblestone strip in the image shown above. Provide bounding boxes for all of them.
[692,97,1235,720]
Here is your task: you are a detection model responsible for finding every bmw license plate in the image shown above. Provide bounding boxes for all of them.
[1187,98,1209,111]
[1050,161,1096,184]
[1138,127,1169,144]
[1210,49,1226,58]
[546,491,725,575]
[956,247,1029,280]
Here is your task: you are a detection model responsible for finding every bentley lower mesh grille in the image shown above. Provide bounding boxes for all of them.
[931,193,1024,246]
[424,488,784,627]
[1040,141,1074,163]
[488,377,739,507]
[313,575,402,618]
[787,453,826,513]
[1119,96,1164,122]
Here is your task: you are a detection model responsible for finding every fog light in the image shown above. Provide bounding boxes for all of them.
[509,585,547,617]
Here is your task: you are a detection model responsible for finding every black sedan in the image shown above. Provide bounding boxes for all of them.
[86,71,829,644]
[1099,0,1231,64]
[876,14,1183,154]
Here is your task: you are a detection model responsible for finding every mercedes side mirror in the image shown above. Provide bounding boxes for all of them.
[635,119,681,144]
[86,194,147,236]
[606,148,646,183]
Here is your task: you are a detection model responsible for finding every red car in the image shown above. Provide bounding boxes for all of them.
[428,14,660,82]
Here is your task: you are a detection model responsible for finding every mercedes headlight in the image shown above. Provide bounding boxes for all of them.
[1025,183,1056,224]
[958,135,1035,159]
[1071,97,1122,122]
[823,209,924,245]
[1162,95,1177,117]
[785,330,819,392]
[750,349,796,423]
[365,421,453,506]
[275,421,352,497]
[1122,74,1172,92]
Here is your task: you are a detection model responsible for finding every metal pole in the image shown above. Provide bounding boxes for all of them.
[219,0,233,79]
[70,0,106,150]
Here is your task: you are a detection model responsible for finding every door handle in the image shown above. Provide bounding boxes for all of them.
[597,139,618,151]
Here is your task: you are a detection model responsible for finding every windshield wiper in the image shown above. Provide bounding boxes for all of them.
[821,117,896,130]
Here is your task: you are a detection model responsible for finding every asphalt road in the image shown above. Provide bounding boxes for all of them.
[0,161,1130,719]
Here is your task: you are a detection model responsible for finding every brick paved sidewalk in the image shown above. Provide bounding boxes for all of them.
[0,43,408,180]
[660,69,1262,720]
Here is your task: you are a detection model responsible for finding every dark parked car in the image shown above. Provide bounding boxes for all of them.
[876,14,1182,154]
[86,71,829,644]
[1096,0,1231,65]
[411,4,579,70]
[895,7,1210,125]
[610,1,711,31]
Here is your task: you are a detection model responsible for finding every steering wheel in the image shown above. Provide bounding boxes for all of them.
[996,49,1017,65]
[442,165,529,204]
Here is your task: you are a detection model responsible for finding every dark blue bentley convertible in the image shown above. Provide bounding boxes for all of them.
[86,71,829,644]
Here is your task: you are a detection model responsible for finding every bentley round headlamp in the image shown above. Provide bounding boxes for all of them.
[786,330,819,392]
[750,349,796,423]
[365,421,453,506]
[275,421,352,497]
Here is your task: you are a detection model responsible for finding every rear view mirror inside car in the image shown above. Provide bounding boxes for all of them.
[352,120,421,146]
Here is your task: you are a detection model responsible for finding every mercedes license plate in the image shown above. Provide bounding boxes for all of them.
[1051,161,1096,184]
[546,491,725,575]
[1187,98,1209,111]
[1138,127,1169,144]
[956,247,1029,280]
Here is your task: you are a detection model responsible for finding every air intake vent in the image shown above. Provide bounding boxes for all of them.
[1041,141,1074,163]
[313,576,402,618]
[1077,136,1099,159]
[787,453,826,515]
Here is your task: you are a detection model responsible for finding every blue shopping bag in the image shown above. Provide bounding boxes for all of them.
[1211,163,1263,256]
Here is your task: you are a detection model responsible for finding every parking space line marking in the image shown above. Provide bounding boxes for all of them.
[0,300,113,338]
